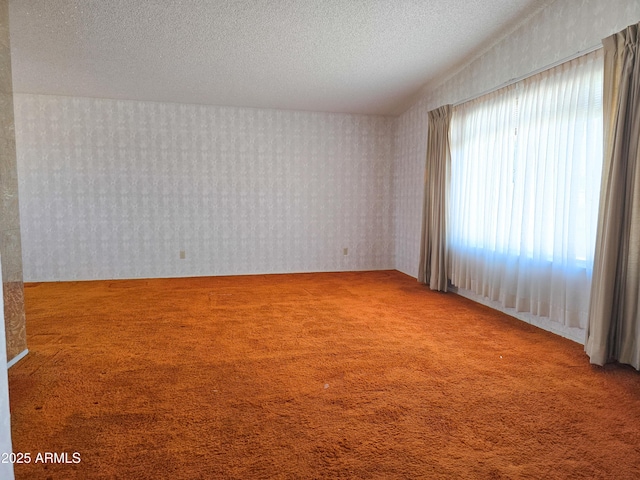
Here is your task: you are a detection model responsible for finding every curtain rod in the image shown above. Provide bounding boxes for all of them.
[452,44,603,107]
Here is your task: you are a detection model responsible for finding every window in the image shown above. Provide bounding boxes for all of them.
[448,49,603,328]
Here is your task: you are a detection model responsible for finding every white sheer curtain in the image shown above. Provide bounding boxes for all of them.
[449,49,603,329]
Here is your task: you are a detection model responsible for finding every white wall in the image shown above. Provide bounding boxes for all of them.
[394,0,640,279]
[15,95,394,281]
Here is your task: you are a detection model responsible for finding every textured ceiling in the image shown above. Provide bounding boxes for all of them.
[9,0,550,115]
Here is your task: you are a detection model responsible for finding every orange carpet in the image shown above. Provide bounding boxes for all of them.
[8,270,640,479]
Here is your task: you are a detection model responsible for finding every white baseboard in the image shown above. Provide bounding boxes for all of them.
[451,287,585,345]
[7,349,29,369]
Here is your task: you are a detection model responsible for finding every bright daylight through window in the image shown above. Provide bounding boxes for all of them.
[448,49,604,329]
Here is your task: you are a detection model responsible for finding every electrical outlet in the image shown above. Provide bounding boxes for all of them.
[179,250,185,259]
[343,248,348,256]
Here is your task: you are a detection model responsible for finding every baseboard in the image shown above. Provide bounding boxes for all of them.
[7,349,29,369]
[450,287,585,345]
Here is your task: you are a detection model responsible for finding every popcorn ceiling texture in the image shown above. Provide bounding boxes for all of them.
[9,0,549,116]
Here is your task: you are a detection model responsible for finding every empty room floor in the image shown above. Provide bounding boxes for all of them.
[8,271,640,479]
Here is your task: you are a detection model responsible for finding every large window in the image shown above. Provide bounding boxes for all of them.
[448,49,603,328]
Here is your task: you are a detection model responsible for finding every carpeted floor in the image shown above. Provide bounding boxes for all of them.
[7,270,640,479]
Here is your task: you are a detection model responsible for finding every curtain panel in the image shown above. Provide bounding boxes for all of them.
[448,50,603,330]
[586,22,640,369]
[418,105,451,292]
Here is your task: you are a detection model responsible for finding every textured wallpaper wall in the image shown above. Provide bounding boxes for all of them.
[0,1,18,477]
[394,0,640,280]
[394,0,640,340]
[15,95,394,281]
[1,0,26,364]
[14,0,640,288]
[393,97,428,278]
